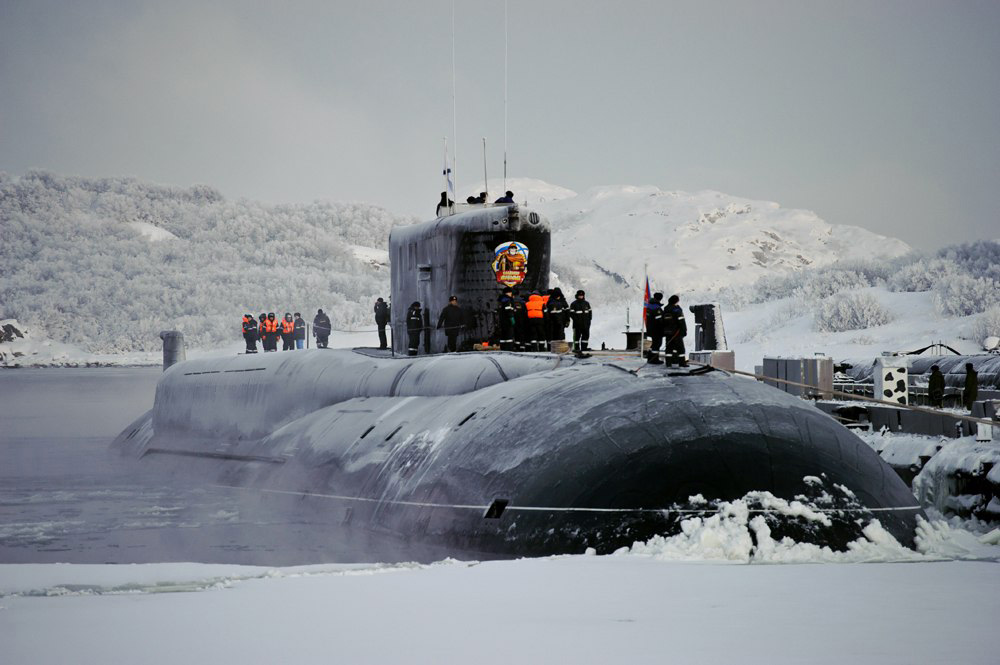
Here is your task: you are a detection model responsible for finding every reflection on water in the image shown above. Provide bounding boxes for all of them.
[0,368,396,565]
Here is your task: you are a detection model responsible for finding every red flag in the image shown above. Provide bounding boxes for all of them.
[642,276,651,325]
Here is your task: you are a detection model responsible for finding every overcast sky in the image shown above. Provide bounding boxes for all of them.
[2,0,998,249]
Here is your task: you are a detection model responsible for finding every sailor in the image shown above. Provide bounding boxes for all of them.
[242,314,258,354]
[436,192,454,217]
[313,309,331,349]
[465,192,487,204]
[293,312,306,350]
[526,292,546,351]
[437,295,465,353]
[512,290,529,351]
[257,313,268,351]
[569,290,592,356]
[963,362,978,411]
[280,313,296,351]
[262,313,279,352]
[645,293,665,364]
[374,297,390,350]
[497,287,516,351]
[545,288,569,350]
[406,302,424,356]
[663,295,688,367]
[928,365,945,408]
[494,190,515,204]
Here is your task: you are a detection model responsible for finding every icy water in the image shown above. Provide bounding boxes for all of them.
[0,368,383,565]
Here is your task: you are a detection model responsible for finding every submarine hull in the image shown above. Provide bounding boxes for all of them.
[113,350,923,561]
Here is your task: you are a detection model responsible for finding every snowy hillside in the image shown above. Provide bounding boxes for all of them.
[3,170,998,361]
[0,171,416,353]
[535,184,911,296]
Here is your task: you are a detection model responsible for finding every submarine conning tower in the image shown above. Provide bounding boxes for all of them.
[389,204,550,354]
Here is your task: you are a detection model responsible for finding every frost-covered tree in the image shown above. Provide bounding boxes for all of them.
[814,292,894,333]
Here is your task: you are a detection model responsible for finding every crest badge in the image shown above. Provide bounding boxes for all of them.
[491,241,529,287]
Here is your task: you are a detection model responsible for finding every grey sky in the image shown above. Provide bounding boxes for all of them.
[2,0,998,249]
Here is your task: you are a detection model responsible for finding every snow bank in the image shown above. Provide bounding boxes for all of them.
[0,319,159,368]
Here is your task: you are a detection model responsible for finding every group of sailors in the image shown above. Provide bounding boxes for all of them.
[241,310,332,353]
[643,293,688,367]
[403,288,593,357]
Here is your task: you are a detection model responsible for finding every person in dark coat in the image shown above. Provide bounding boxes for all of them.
[496,288,516,351]
[257,314,269,351]
[242,314,259,354]
[437,295,465,352]
[264,312,281,352]
[928,365,945,408]
[313,309,331,349]
[544,288,569,349]
[293,313,306,349]
[963,362,978,411]
[512,290,529,351]
[374,298,390,350]
[569,290,592,356]
[436,192,454,217]
[406,302,424,356]
[663,294,688,367]
[494,190,514,204]
[645,293,665,364]
[466,192,487,204]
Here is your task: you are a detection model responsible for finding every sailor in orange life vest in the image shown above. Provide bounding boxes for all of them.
[280,313,296,351]
[525,291,546,352]
[261,313,280,352]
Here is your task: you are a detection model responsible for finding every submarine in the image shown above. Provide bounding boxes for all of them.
[113,202,924,560]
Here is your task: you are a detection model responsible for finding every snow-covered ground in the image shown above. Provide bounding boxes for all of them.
[2,553,998,665]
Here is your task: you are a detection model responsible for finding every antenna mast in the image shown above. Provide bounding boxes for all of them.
[451,0,458,199]
[503,0,508,192]
[482,137,489,201]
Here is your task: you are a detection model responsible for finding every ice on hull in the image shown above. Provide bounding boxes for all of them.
[112,350,923,560]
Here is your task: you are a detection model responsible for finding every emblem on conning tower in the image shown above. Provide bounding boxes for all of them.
[492,241,529,287]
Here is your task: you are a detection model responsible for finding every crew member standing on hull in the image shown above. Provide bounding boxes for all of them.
[406,302,424,356]
[928,365,945,408]
[374,298,390,350]
[257,313,268,351]
[545,288,569,350]
[497,288,516,351]
[242,314,258,354]
[280,313,296,351]
[569,290,592,357]
[963,362,978,411]
[313,309,331,349]
[526,292,546,351]
[437,296,465,352]
[663,295,688,367]
[293,312,306,350]
[513,290,529,351]
[645,293,665,364]
[262,313,279,352]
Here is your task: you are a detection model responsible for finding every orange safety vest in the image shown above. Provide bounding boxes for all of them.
[263,319,278,334]
[281,319,295,334]
[526,295,545,319]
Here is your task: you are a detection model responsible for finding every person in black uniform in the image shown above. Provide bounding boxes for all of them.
[963,362,978,411]
[293,312,306,349]
[242,314,258,354]
[569,290,592,356]
[512,290,529,351]
[663,294,688,367]
[644,293,665,364]
[374,298,390,350]
[280,313,296,351]
[313,309,331,349]
[406,302,424,356]
[436,192,454,217]
[545,287,569,350]
[494,190,514,204]
[496,288,516,351]
[928,365,945,408]
[437,296,465,352]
